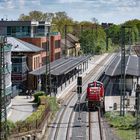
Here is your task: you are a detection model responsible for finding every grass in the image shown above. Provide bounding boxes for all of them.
[105,112,136,140]
[116,129,136,140]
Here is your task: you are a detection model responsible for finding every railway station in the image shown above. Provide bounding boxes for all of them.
[30,55,90,95]
[0,2,140,139]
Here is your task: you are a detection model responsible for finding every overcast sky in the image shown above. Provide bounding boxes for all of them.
[0,0,139,24]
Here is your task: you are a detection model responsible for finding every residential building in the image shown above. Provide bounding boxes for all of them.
[101,23,113,29]
[7,37,43,93]
[0,20,61,63]
[21,32,61,63]
[61,33,81,57]
[0,21,50,37]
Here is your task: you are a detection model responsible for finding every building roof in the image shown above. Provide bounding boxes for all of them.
[0,20,50,26]
[30,55,90,76]
[105,54,139,77]
[67,33,79,43]
[7,37,43,52]
[134,45,140,57]
[0,21,31,26]
[61,39,75,49]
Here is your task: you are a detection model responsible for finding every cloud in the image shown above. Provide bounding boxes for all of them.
[58,0,83,3]
[6,0,15,9]
[0,0,139,23]
[19,0,25,8]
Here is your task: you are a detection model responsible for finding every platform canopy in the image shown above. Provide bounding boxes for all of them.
[30,55,90,76]
[105,54,139,77]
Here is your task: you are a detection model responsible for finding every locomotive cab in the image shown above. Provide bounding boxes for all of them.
[87,81,104,110]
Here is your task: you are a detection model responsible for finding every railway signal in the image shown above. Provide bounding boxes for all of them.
[77,76,82,86]
[77,76,82,121]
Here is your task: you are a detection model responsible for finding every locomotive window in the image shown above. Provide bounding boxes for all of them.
[88,83,94,87]
[96,83,101,87]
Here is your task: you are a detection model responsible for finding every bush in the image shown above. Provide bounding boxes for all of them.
[46,96,59,112]
[7,120,16,134]
[33,91,45,103]
[105,112,136,130]
[26,105,46,123]
[39,96,48,105]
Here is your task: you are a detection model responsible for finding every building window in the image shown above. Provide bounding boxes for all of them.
[12,64,22,73]
[7,26,11,35]
[42,41,49,51]
[55,40,60,48]
[55,52,60,60]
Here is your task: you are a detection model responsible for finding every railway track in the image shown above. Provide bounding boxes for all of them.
[89,108,103,140]
[46,54,115,140]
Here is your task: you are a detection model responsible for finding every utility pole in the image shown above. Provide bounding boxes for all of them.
[46,25,52,96]
[48,26,52,96]
[64,25,68,57]
[134,45,140,140]
[120,26,132,116]
[136,84,140,139]
[0,36,8,140]
[120,26,126,116]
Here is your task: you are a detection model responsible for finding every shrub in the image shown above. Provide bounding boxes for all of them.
[105,112,136,130]
[33,91,45,103]
[7,120,16,134]
[39,96,48,105]
[46,96,59,112]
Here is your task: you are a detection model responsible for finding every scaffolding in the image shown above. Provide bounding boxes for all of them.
[0,36,7,140]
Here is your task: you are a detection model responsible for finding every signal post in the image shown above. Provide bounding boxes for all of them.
[77,76,82,121]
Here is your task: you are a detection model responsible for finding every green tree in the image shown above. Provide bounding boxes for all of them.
[80,25,106,55]
[52,12,74,37]
[107,25,121,45]
[18,10,54,22]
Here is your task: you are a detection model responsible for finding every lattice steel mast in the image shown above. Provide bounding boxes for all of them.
[136,85,140,139]
[120,26,126,116]
[0,36,7,140]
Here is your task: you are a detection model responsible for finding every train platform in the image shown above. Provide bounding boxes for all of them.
[8,95,35,122]
[56,53,109,99]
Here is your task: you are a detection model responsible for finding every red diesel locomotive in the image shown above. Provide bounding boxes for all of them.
[87,81,104,109]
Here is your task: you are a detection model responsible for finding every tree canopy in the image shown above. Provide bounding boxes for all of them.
[18,11,140,54]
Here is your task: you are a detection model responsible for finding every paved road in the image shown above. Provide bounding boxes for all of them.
[8,96,35,122]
